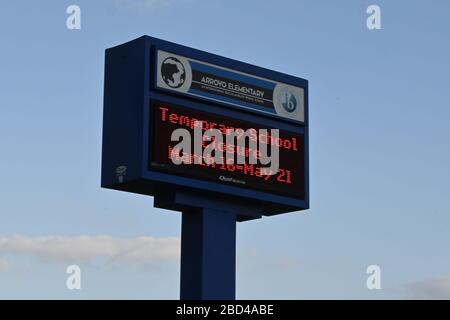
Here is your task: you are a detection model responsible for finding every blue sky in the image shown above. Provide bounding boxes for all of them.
[0,0,450,299]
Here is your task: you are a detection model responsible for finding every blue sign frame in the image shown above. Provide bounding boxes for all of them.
[102,36,309,219]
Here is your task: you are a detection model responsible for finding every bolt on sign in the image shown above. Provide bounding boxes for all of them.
[102,36,309,219]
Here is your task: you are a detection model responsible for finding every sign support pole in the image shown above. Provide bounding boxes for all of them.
[180,207,236,300]
[154,189,261,300]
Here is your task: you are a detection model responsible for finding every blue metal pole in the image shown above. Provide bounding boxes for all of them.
[180,207,236,300]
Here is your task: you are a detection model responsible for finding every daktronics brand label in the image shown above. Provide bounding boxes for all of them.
[150,101,305,199]
[156,50,305,123]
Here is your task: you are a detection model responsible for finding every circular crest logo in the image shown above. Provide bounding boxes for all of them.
[278,88,297,113]
[161,57,186,88]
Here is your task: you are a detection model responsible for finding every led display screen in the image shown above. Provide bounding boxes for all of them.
[150,100,305,199]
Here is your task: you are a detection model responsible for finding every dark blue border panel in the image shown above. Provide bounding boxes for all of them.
[102,36,309,217]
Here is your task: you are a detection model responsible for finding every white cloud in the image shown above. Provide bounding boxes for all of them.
[0,235,180,265]
[406,277,450,299]
[0,259,14,272]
